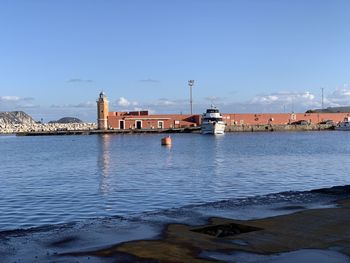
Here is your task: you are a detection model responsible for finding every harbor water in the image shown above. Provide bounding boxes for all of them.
[1,132,350,231]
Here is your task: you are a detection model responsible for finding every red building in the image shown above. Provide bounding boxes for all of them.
[222,112,350,126]
[97,92,350,130]
[106,111,350,130]
[107,111,201,130]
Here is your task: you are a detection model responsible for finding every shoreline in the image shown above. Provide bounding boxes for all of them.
[61,187,350,262]
[1,185,350,262]
[4,123,336,136]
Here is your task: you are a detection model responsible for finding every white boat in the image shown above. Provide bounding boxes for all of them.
[335,117,350,131]
[201,106,226,134]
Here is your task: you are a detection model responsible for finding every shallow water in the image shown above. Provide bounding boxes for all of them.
[1,131,350,230]
[201,249,350,263]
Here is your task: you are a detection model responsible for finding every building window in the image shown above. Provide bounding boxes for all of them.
[158,121,164,129]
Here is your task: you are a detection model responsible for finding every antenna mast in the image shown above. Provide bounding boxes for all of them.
[188,80,194,115]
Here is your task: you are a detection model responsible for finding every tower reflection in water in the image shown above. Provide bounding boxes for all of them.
[98,134,111,194]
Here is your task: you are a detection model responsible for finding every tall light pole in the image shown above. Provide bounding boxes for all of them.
[188,80,194,115]
[321,87,324,111]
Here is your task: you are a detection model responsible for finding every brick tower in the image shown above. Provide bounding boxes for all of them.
[97,91,109,130]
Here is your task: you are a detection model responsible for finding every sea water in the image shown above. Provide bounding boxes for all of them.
[0,131,350,231]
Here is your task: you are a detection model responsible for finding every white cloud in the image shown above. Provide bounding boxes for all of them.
[250,91,318,109]
[50,101,95,108]
[136,98,189,114]
[205,96,223,102]
[116,97,139,108]
[158,100,176,106]
[73,101,95,108]
[232,87,350,111]
[154,98,187,106]
[0,96,21,102]
[0,95,39,111]
[66,78,93,83]
[18,103,39,109]
[326,87,350,107]
[139,78,160,83]
[118,97,131,107]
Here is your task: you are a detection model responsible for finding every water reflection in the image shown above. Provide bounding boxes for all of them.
[213,135,226,177]
[2,132,350,230]
[98,134,111,194]
[205,135,226,177]
[163,144,173,166]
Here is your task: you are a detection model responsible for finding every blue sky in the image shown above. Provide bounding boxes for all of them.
[1,0,350,122]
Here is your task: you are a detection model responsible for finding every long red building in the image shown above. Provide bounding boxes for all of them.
[106,111,350,130]
[222,112,350,126]
[96,92,350,130]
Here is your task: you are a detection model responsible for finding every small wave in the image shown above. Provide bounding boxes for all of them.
[1,184,348,237]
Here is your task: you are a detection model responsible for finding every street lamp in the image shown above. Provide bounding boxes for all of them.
[188,80,194,115]
[321,87,325,110]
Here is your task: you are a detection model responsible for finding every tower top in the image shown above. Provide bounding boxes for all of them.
[99,91,107,100]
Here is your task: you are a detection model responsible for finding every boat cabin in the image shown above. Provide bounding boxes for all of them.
[343,116,350,122]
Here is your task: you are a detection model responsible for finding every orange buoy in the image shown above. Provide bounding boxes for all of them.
[161,136,172,146]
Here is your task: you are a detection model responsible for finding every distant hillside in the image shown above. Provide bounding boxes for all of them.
[306,106,350,113]
[0,111,36,125]
[49,117,83,124]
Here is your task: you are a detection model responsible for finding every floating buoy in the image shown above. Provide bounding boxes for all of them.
[161,136,172,146]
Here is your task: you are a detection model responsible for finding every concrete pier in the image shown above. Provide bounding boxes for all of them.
[16,126,201,136]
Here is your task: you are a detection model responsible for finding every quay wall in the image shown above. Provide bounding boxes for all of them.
[222,112,350,125]
[226,124,334,132]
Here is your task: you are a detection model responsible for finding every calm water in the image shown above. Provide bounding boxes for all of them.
[1,132,350,231]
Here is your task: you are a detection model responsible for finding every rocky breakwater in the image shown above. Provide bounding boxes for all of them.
[0,111,97,134]
[1,123,97,134]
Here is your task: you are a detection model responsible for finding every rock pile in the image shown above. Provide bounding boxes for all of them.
[0,123,97,134]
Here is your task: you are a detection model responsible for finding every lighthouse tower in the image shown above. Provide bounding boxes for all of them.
[97,91,109,130]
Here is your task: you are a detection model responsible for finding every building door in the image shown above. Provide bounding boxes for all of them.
[119,120,125,129]
[136,120,142,129]
[158,121,164,129]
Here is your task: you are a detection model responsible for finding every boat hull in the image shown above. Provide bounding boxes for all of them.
[201,122,225,134]
[335,120,350,131]
[335,126,350,131]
